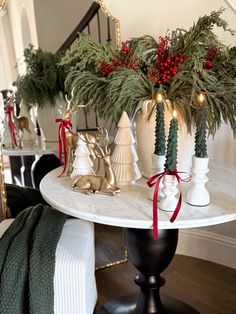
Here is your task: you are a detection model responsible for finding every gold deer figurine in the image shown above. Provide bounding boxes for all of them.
[6,95,31,135]
[65,127,108,175]
[62,88,86,175]
[12,114,31,135]
[62,88,107,175]
[83,127,109,172]
[72,128,121,196]
[6,97,31,148]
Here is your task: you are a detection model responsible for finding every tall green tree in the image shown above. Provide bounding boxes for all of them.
[164,119,179,170]
[195,105,207,158]
[154,101,166,155]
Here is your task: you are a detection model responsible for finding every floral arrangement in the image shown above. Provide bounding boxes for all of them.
[16,46,66,108]
[60,8,236,136]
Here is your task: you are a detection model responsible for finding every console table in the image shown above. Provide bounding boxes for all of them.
[40,161,236,313]
[3,144,58,187]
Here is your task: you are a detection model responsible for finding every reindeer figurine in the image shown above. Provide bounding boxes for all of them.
[6,94,31,136]
[60,89,84,175]
[62,88,105,175]
[83,127,109,172]
[12,114,31,135]
[6,97,31,148]
[72,129,121,196]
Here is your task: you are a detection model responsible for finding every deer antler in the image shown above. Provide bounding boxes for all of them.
[6,91,14,105]
[64,87,87,119]
[80,133,105,158]
[97,127,110,155]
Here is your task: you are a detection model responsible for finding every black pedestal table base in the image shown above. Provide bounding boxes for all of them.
[96,228,199,314]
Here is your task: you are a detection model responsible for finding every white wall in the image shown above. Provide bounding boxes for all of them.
[34,0,93,52]
[0,0,38,89]
[8,0,38,74]
[0,10,17,89]
[104,0,236,268]
[104,0,236,44]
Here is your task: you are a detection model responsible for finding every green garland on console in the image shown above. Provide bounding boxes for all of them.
[164,118,179,170]
[16,46,66,108]
[195,105,208,158]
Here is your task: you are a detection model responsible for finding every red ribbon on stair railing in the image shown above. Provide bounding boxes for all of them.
[55,118,72,176]
[5,106,17,147]
[147,169,191,240]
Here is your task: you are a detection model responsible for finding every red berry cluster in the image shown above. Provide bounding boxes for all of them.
[121,40,131,55]
[98,40,138,76]
[155,35,188,85]
[119,40,139,69]
[156,35,170,68]
[203,47,218,70]
[98,61,116,76]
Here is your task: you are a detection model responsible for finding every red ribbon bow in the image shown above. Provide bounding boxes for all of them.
[6,106,17,147]
[55,118,72,176]
[147,169,191,240]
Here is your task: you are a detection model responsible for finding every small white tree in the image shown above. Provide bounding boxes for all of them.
[71,134,95,179]
[112,111,141,186]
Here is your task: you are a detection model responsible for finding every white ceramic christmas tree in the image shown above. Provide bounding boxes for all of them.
[71,134,95,179]
[111,111,141,186]
[18,101,38,147]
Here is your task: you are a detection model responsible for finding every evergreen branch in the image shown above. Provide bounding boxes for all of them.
[59,33,115,72]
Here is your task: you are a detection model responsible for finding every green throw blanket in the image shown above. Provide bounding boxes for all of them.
[0,204,68,314]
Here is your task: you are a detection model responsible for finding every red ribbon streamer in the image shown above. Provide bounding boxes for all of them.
[147,169,191,240]
[55,118,72,176]
[6,106,17,147]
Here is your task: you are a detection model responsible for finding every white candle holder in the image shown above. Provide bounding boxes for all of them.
[148,153,165,201]
[158,174,179,212]
[187,156,210,206]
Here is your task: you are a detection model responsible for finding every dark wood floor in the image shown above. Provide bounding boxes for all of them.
[94,224,236,314]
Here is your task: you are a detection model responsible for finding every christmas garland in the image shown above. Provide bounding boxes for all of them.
[60,8,236,136]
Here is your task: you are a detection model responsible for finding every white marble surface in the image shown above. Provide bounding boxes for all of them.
[40,161,236,229]
[3,143,58,156]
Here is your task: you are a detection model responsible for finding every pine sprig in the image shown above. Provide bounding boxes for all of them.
[106,68,152,121]
[171,8,234,54]
[60,33,116,72]
[66,71,108,116]
[128,35,158,59]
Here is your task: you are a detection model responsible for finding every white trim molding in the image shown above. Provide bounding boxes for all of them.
[225,0,236,12]
[177,229,236,269]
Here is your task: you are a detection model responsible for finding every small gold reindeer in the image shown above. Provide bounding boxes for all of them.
[83,127,109,172]
[12,114,31,135]
[72,129,121,196]
[6,94,31,135]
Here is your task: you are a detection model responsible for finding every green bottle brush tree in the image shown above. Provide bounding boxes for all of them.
[164,118,179,170]
[154,100,166,156]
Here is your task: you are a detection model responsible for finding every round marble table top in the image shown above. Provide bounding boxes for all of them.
[40,161,236,229]
[3,143,58,156]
